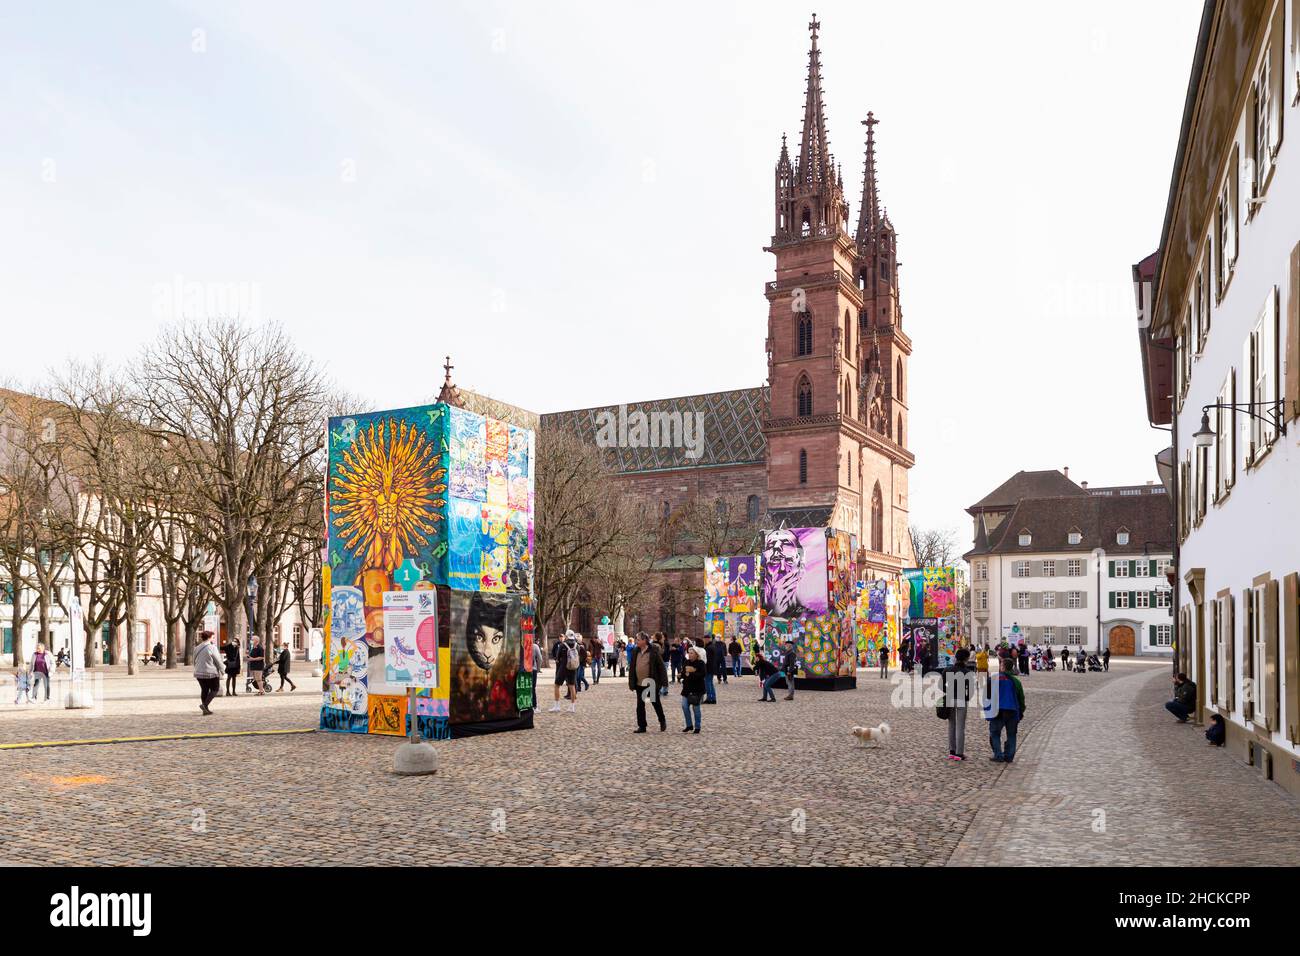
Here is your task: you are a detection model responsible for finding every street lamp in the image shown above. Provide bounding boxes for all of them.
[1193,399,1286,449]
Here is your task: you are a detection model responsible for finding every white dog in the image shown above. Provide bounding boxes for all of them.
[851,722,892,747]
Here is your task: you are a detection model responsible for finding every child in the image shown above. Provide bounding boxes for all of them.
[1205,713,1226,747]
[13,667,31,704]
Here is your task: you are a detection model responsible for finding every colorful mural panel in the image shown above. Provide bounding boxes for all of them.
[449,591,522,724]
[725,554,758,612]
[761,527,828,617]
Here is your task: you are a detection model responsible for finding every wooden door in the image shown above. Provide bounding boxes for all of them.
[1110,625,1135,656]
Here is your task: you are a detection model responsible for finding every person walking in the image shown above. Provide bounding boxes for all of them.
[275,642,297,692]
[247,636,267,695]
[985,657,1026,763]
[1061,646,1071,671]
[624,638,635,679]
[716,634,728,685]
[728,638,744,679]
[29,642,54,702]
[550,633,579,713]
[942,648,975,761]
[192,630,223,716]
[13,666,31,704]
[221,636,241,697]
[1102,646,1111,672]
[1018,641,1030,675]
[588,635,603,684]
[628,632,667,733]
[680,644,706,734]
[878,643,889,679]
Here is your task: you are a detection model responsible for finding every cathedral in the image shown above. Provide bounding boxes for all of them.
[448,16,916,635]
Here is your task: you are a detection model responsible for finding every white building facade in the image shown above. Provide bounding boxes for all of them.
[1138,0,1300,795]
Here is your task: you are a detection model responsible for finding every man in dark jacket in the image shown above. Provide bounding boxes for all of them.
[704,636,724,702]
[1165,673,1197,723]
[275,642,296,692]
[728,638,744,679]
[628,632,667,733]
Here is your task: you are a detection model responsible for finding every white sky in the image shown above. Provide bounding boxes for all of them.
[0,0,1203,543]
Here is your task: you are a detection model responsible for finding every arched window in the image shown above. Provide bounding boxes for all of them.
[843,309,852,356]
[576,590,592,637]
[846,452,851,487]
[871,483,884,553]
[659,587,676,636]
[896,358,903,400]
[800,207,812,237]
[746,494,760,522]
[715,498,727,519]
[799,449,808,484]
[796,376,813,417]
[661,500,671,521]
[843,375,852,415]
[896,414,904,445]
[796,313,813,356]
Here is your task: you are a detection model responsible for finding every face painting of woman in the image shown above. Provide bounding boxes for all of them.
[466,593,508,671]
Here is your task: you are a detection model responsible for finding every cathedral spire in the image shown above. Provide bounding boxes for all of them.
[855,112,881,247]
[796,14,833,186]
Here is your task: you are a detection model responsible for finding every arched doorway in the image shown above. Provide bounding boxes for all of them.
[1109,625,1135,656]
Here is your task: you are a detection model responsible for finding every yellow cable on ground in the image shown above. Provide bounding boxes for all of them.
[0,728,317,750]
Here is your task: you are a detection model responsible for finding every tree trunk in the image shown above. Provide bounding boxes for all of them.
[183,620,199,665]
[124,589,137,675]
[9,601,24,670]
[166,618,179,669]
[37,592,50,659]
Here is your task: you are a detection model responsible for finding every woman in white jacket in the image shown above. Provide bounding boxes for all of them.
[192,631,224,715]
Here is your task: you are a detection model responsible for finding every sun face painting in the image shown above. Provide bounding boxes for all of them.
[330,416,448,575]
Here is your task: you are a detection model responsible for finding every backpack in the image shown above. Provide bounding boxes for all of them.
[562,641,577,670]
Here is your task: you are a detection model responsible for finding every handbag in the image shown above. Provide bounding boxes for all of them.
[936,706,950,720]
[685,692,703,706]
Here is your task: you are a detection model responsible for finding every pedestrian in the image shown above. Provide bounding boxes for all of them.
[669,638,684,684]
[573,633,590,692]
[628,632,667,733]
[29,642,54,701]
[728,637,744,678]
[614,638,626,677]
[1164,672,1197,723]
[192,630,223,716]
[221,636,241,696]
[985,657,1026,763]
[941,648,975,761]
[12,667,31,704]
[1061,646,1071,671]
[1102,647,1111,672]
[624,638,635,678]
[1075,647,1086,673]
[716,634,728,684]
[754,649,779,701]
[247,636,267,695]
[588,635,603,684]
[529,638,544,710]
[149,640,164,666]
[549,632,579,713]
[651,634,670,698]
[680,645,706,734]
[781,641,799,701]
[975,645,989,674]
[878,643,889,679]
[1205,713,1225,746]
[703,635,722,703]
[275,642,297,692]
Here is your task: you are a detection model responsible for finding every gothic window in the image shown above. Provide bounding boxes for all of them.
[897,414,903,445]
[843,309,852,357]
[846,452,851,487]
[659,587,676,636]
[843,375,852,415]
[746,494,760,522]
[577,591,592,636]
[896,358,903,400]
[796,375,813,416]
[799,449,808,485]
[871,483,884,553]
[715,498,727,519]
[796,313,813,356]
[800,207,812,237]
[661,500,671,521]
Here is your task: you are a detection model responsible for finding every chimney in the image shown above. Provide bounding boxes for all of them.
[1063,466,1069,479]
[1081,481,1088,489]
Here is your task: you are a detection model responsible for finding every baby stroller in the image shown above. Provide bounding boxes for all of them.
[1086,654,1104,672]
[1042,653,1056,671]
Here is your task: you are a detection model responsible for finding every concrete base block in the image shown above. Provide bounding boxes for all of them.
[64,688,95,709]
[393,741,438,776]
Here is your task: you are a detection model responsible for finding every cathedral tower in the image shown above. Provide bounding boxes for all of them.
[763,15,915,575]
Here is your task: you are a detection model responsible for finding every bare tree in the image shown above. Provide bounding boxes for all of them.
[582,498,657,629]
[532,425,625,640]
[137,320,329,656]
[909,524,958,568]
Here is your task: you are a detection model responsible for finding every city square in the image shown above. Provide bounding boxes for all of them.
[1,0,1299,934]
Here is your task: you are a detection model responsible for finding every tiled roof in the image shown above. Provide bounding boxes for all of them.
[764,506,834,529]
[966,492,1173,558]
[459,389,540,432]
[542,387,766,474]
[968,469,1086,512]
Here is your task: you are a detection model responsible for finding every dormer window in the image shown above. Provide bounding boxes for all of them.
[1067,528,1082,546]
[1116,528,1130,546]
[1017,530,1032,547]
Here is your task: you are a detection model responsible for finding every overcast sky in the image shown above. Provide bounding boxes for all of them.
[0,0,1203,545]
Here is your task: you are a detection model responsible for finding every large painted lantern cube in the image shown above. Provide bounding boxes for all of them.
[321,403,536,738]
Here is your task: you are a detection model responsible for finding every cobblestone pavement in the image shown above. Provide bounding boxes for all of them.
[950,664,1300,866]
[4,661,1293,865]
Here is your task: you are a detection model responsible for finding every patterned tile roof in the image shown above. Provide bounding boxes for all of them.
[459,389,541,432]
[541,386,767,474]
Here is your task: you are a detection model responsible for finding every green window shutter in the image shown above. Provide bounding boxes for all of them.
[1108,592,1115,609]
[1149,559,1157,576]
[1149,625,1155,647]
[1129,560,1137,576]
[1108,560,1115,577]
[2,627,11,654]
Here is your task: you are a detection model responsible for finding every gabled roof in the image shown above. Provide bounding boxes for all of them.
[967,469,1086,513]
[966,492,1173,558]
